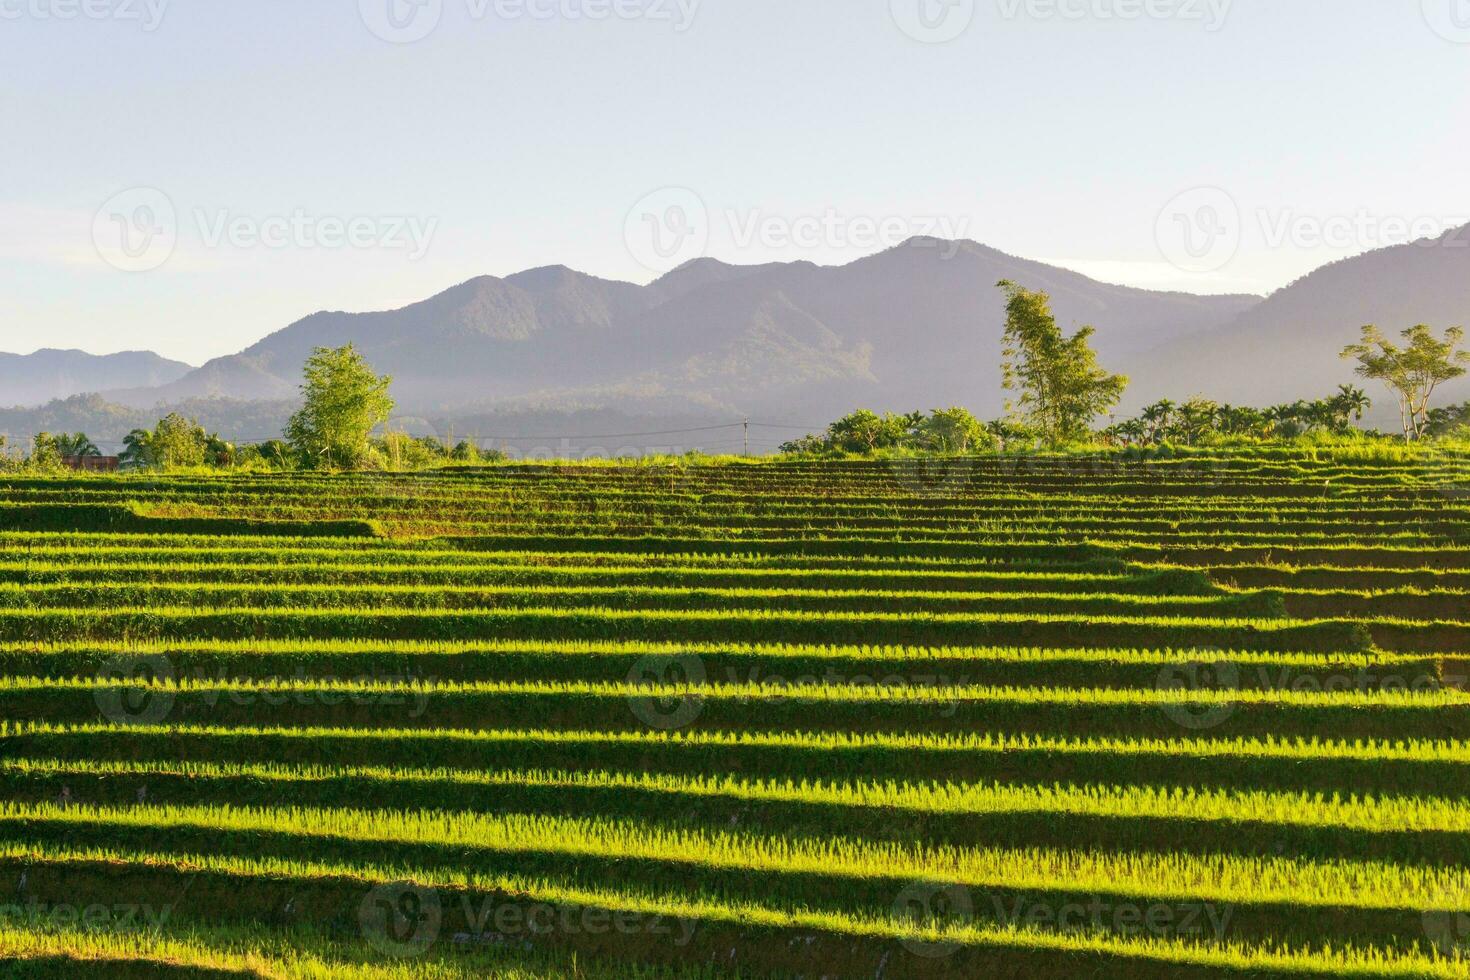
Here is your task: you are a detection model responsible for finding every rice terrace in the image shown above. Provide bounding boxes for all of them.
[12,5,1470,977]
[0,448,1467,977]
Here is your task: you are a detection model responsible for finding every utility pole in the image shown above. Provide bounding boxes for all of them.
[743,419,749,457]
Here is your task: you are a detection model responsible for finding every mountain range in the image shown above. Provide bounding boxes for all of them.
[0,350,191,410]
[4,228,1469,450]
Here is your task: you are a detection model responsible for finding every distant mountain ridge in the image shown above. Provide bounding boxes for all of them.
[14,227,1470,446]
[102,238,1260,422]
[0,349,192,409]
[1131,226,1470,414]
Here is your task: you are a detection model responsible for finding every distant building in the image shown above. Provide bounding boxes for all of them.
[63,455,120,472]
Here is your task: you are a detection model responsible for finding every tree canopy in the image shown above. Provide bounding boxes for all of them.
[1341,324,1469,440]
[285,345,395,469]
[997,280,1128,446]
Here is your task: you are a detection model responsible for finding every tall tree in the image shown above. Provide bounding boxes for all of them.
[996,280,1128,446]
[285,344,395,469]
[1341,325,1469,440]
[152,413,209,468]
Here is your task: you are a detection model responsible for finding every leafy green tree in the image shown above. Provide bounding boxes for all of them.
[777,433,831,456]
[997,281,1129,446]
[286,345,395,469]
[118,415,218,470]
[1425,402,1470,439]
[152,413,209,468]
[910,406,996,453]
[28,432,64,470]
[985,417,1037,448]
[237,439,295,471]
[825,409,915,454]
[1341,325,1469,440]
[780,408,1001,455]
[450,440,485,463]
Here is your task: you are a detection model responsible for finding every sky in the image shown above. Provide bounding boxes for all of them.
[3,0,1469,366]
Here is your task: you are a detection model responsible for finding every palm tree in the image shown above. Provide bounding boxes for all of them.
[1329,384,1371,432]
[53,433,101,458]
[119,429,156,470]
[1140,400,1175,445]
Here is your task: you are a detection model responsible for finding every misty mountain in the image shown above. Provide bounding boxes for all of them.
[0,349,192,409]
[1129,224,1470,417]
[107,239,1259,423]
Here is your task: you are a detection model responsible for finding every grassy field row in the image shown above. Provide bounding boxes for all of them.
[7,848,1461,979]
[5,676,1467,740]
[10,721,1470,796]
[1,458,1464,976]
[3,799,1468,956]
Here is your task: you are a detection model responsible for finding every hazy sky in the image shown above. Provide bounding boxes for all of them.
[4,0,1469,365]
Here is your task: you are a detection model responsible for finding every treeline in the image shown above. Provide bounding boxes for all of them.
[0,347,505,473]
[779,408,998,455]
[779,391,1470,458]
[785,282,1470,455]
[1103,387,1372,446]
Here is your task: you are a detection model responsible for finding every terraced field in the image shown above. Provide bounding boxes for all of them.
[1,451,1469,978]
